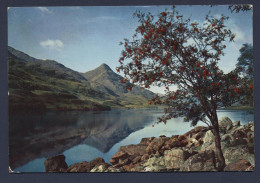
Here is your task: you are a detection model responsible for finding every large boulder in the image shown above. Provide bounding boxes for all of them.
[67,157,109,172]
[227,124,254,147]
[44,155,68,172]
[180,150,217,171]
[224,159,253,171]
[233,121,240,127]
[184,126,209,138]
[120,144,147,156]
[223,145,255,166]
[163,135,188,151]
[110,144,147,165]
[201,130,215,151]
[143,155,167,172]
[219,117,233,129]
[145,138,166,155]
[110,151,128,165]
[164,148,197,170]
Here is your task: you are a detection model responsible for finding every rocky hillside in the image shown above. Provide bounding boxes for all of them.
[43,117,254,172]
[81,63,155,107]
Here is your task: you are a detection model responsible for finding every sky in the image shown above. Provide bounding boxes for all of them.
[8,5,253,94]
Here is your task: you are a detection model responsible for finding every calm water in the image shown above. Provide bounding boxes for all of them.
[10,109,253,172]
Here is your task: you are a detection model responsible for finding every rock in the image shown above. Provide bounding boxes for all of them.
[246,165,255,171]
[129,165,145,172]
[204,130,215,143]
[113,158,131,168]
[110,144,147,165]
[226,124,232,131]
[109,151,128,165]
[90,164,107,172]
[224,159,252,171]
[247,132,254,140]
[123,163,135,171]
[140,137,155,145]
[145,138,166,155]
[232,129,247,138]
[184,126,209,138]
[180,150,217,171]
[143,155,167,172]
[67,157,109,172]
[194,131,204,140]
[233,121,240,127]
[89,157,109,168]
[228,128,249,146]
[230,137,248,146]
[201,130,215,151]
[221,134,231,143]
[105,166,124,172]
[223,145,255,166]
[219,117,233,128]
[184,127,210,148]
[110,151,128,165]
[129,155,140,163]
[67,161,89,172]
[141,154,150,161]
[159,135,166,138]
[120,144,147,156]
[164,148,197,170]
[250,126,254,132]
[109,158,117,165]
[165,136,188,149]
[44,155,68,172]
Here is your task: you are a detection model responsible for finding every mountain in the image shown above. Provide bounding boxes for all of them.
[81,63,155,108]
[8,46,87,82]
[8,46,110,111]
[8,46,155,111]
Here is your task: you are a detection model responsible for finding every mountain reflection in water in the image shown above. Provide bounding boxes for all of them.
[9,109,157,169]
[10,109,253,172]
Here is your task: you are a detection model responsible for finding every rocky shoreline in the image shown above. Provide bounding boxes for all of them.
[44,117,254,172]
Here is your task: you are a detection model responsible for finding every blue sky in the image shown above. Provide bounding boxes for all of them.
[8,5,253,93]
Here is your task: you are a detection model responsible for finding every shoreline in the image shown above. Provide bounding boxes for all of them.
[41,116,254,173]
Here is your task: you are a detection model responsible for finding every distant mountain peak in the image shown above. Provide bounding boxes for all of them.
[97,63,113,72]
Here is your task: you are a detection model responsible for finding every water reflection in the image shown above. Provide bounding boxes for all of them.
[9,109,157,169]
[10,109,253,172]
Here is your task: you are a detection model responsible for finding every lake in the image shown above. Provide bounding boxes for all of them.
[10,108,253,172]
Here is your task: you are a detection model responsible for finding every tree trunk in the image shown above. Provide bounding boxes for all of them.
[212,120,226,171]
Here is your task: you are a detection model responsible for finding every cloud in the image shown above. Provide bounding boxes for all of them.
[225,19,251,43]
[68,7,82,10]
[36,7,52,13]
[96,16,120,20]
[231,25,245,42]
[40,39,64,50]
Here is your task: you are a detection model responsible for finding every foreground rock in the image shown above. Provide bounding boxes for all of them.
[44,117,254,172]
[67,157,110,172]
[44,155,68,172]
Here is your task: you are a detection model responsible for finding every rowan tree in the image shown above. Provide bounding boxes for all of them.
[116,8,242,170]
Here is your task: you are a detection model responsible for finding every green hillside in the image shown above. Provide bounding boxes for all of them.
[8,46,155,111]
[8,49,110,111]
